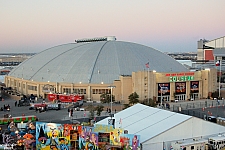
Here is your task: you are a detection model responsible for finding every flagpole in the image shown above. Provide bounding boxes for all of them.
[148,67,149,104]
[119,118,122,128]
[219,60,222,98]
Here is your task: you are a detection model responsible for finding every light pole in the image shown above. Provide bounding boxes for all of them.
[108,85,116,115]
[160,84,163,108]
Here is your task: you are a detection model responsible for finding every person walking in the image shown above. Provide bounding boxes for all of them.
[71,108,73,117]
[15,101,17,107]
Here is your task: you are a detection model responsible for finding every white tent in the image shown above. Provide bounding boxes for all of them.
[96,103,225,150]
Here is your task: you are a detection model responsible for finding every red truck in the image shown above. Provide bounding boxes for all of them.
[47,93,84,103]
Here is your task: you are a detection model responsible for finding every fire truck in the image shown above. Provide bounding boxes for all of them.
[47,93,84,103]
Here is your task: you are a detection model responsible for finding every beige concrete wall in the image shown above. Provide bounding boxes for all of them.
[119,76,132,104]
[4,69,217,103]
[113,80,121,101]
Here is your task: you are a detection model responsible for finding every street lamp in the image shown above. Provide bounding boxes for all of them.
[108,85,116,115]
[161,87,162,107]
[160,84,163,108]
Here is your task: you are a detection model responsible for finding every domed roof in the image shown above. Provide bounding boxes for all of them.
[9,40,188,84]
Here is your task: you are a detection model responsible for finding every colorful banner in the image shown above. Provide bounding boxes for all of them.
[36,122,69,150]
[79,126,98,149]
[158,83,170,96]
[93,124,114,133]
[110,128,124,146]
[98,132,110,149]
[190,81,199,93]
[0,115,37,125]
[120,134,140,150]
[1,120,141,150]
[175,82,186,94]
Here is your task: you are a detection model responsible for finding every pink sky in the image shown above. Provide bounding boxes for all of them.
[1,0,225,53]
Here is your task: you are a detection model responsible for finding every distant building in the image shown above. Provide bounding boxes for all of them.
[0,56,28,66]
[197,36,225,61]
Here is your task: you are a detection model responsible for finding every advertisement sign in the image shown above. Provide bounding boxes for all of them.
[120,134,140,150]
[190,81,199,93]
[158,83,170,96]
[175,82,186,94]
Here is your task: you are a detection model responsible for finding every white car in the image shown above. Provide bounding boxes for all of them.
[75,107,85,111]
[80,108,85,111]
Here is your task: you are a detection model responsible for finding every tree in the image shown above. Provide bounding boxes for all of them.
[95,105,104,116]
[100,93,115,103]
[86,104,95,119]
[141,98,157,107]
[128,92,139,105]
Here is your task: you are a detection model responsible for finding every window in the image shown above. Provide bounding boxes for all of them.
[28,85,37,91]
[63,88,71,94]
[92,89,96,94]
[98,89,102,94]
[92,89,109,94]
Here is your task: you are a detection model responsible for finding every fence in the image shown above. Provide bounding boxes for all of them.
[171,100,225,119]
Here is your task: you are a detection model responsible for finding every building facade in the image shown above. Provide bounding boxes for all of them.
[5,68,217,104]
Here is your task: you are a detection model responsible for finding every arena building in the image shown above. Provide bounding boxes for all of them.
[5,36,217,103]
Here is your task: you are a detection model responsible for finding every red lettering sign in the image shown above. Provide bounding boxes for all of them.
[165,72,194,77]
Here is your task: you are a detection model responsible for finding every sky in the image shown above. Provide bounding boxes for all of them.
[1,0,225,53]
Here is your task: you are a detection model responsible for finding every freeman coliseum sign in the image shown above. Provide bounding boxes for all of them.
[166,72,195,82]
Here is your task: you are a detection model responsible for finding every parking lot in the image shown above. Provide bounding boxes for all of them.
[0,96,120,124]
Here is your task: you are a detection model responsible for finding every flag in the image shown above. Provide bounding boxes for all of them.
[119,118,122,124]
[145,62,149,68]
[216,60,220,66]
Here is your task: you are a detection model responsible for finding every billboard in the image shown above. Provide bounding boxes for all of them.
[158,83,170,96]
[120,134,141,150]
[190,81,199,93]
[175,82,186,94]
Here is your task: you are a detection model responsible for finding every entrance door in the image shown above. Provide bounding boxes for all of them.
[175,94,186,101]
[190,93,198,100]
[158,95,170,102]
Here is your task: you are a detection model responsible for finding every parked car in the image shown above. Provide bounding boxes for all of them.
[18,99,30,107]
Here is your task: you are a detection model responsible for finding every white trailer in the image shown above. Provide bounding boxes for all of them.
[207,135,225,150]
[171,139,207,150]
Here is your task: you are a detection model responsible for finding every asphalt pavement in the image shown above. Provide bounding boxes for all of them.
[0,97,114,124]
[2,95,222,124]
